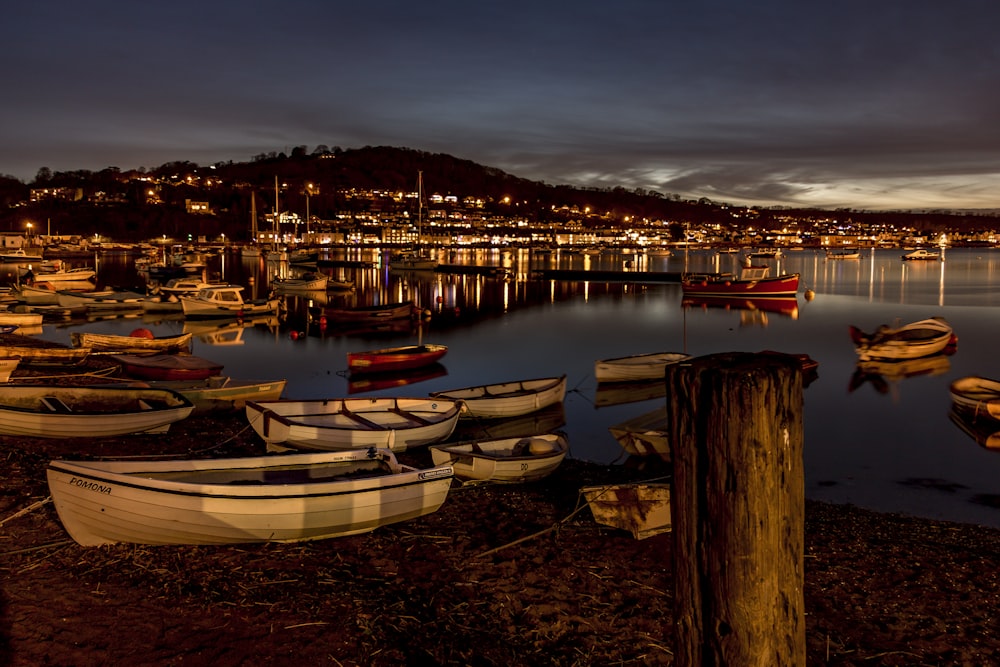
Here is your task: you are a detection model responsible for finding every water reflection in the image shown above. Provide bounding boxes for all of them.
[848,352,951,396]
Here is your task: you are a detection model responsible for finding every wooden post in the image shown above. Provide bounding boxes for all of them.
[666,352,805,666]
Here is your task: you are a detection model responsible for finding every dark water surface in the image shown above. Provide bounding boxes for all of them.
[30,246,1000,529]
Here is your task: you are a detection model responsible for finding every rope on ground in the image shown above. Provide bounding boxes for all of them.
[0,496,52,528]
[474,473,673,558]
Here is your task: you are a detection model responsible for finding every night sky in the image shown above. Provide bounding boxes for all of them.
[5,1,1000,210]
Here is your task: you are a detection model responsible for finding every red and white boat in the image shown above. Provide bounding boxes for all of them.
[680,264,799,298]
[347,343,448,375]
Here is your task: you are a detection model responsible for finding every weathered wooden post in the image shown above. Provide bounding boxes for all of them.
[666,352,805,666]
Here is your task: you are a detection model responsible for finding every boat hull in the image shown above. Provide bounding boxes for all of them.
[111,354,224,381]
[594,352,690,383]
[70,331,193,354]
[850,317,955,361]
[46,449,454,546]
[0,385,193,437]
[347,344,448,374]
[145,377,287,413]
[581,483,672,540]
[429,375,566,418]
[245,397,464,452]
[429,433,568,483]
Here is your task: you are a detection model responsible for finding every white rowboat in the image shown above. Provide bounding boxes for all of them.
[594,352,691,383]
[245,396,464,452]
[0,385,193,437]
[429,375,567,419]
[429,433,568,483]
[46,448,454,546]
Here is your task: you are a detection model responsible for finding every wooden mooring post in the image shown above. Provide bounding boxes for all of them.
[666,352,805,666]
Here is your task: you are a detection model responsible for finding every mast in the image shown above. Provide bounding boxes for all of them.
[273,176,279,251]
[250,192,258,243]
[417,170,423,247]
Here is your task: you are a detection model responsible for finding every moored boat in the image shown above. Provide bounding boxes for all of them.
[140,376,288,413]
[608,407,669,461]
[949,376,1000,421]
[849,316,956,361]
[680,264,800,298]
[429,375,566,419]
[46,447,455,546]
[347,343,448,375]
[594,352,690,383]
[902,249,941,261]
[429,432,569,483]
[0,384,193,437]
[179,285,280,319]
[0,344,90,367]
[111,353,224,381]
[272,272,329,292]
[70,330,193,354]
[245,396,464,452]
[0,356,20,382]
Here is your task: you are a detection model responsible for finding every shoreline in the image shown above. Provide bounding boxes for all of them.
[1,412,999,664]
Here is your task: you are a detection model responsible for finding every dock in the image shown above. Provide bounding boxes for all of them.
[532,269,683,283]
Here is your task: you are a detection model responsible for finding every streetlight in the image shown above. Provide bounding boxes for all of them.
[25,222,32,247]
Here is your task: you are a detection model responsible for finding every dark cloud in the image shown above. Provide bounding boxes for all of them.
[3,1,1000,210]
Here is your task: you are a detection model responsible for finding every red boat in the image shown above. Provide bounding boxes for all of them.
[110,354,224,381]
[347,344,448,375]
[680,265,799,298]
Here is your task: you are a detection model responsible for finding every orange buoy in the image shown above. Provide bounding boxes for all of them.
[129,328,154,339]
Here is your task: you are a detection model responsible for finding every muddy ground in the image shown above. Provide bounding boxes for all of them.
[0,407,999,665]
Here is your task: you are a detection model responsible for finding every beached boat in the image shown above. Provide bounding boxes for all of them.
[111,354,224,381]
[142,376,287,413]
[0,344,90,367]
[680,264,800,298]
[0,384,193,437]
[429,375,567,419]
[347,343,448,375]
[949,376,1000,421]
[322,301,417,324]
[70,330,193,354]
[849,316,956,361]
[580,483,672,540]
[0,357,20,382]
[902,249,941,261]
[46,447,455,546]
[429,433,568,483]
[13,283,106,306]
[179,285,280,319]
[608,407,670,461]
[28,266,97,282]
[245,396,464,452]
[594,352,690,383]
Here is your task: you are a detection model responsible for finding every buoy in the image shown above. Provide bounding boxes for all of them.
[805,289,815,301]
[290,331,299,340]
[319,316,327,326]
[129,328,154,339]
[436,296,444,304]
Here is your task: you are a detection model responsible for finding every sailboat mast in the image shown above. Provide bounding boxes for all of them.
[417,170,423,247]
[273,176,279,250]
[250,192,257,242]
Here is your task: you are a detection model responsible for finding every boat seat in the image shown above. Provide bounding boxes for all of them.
[40,396,72,413]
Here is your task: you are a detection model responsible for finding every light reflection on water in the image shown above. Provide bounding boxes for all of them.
[31,246,1000,529]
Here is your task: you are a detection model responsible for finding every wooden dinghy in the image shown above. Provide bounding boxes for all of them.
[0,344,91,367]
[608,407,670,462]
[594,351,691,383]
[849,316,956,362]
[0,311,44,328]
[949,376,1000,421]
[347,343,448,374]
[111,353,224,381]
[245,396,464,452]
[142,376,287,413]
[0,356,20,382]
[429,375,566,419]
[581,483,672,540]
[0,385,194,437]
[46,448,455,546]
[429,433,568,483]
[70,330,193,354]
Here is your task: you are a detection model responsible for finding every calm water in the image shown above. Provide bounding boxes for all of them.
[28,246,1000,529]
